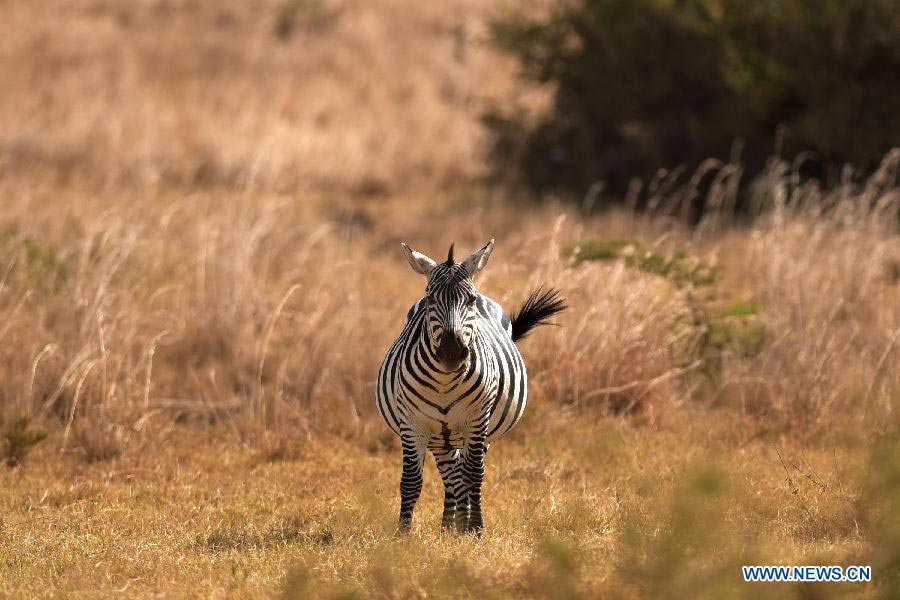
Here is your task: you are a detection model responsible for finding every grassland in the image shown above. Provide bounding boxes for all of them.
[1,0,899,598]
[1,407,891,598]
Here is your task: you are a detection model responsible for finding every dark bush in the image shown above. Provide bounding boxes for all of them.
[486,0,900,202]
[1,416,48,467]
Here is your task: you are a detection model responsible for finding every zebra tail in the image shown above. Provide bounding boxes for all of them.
[510,286,567,342]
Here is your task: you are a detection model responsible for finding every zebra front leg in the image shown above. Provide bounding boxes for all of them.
[398,433,426,532]
[455,444,489,531]
[462,432,488,535]
[456,486,471,532]
[433,448,465,530]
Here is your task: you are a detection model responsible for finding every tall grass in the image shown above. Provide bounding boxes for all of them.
[0,148,897,463]
[0,0,896,464]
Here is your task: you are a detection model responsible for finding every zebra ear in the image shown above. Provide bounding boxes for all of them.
[401,243,437,277]
[462,239,494,276]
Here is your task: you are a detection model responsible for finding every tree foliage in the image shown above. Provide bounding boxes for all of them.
[486,0,900,200]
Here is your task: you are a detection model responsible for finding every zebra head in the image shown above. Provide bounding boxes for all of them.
[401,239,494,371]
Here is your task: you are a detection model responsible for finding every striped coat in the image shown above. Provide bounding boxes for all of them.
[376,240,565,534]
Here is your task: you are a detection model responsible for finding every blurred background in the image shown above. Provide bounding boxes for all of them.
[3,0,899,203]
[2,0,524,195]
[1,1,899,597]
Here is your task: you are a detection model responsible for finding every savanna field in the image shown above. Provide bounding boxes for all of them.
[1,1,900,598]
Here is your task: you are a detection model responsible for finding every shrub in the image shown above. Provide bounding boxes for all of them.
[562,239,765,394]
[1,416,48,467]
[487,0,900,203]
[563,239,722,286]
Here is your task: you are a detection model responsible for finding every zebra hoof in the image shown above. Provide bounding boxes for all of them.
[464,517,484,537]
[396,519,412,535]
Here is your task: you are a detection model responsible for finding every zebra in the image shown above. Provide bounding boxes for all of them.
[376,239,566,535]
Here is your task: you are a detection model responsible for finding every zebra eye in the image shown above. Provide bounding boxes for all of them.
[467,294,478,305]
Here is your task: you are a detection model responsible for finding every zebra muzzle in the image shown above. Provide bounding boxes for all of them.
[436,331,468,369]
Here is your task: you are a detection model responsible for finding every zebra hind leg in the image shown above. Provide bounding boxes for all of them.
[433,448,465,531]
[398,434,426,533]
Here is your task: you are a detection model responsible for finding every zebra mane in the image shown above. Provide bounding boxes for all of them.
[446,243,455,265]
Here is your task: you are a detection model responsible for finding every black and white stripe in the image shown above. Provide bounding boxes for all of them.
[376,240,566,534]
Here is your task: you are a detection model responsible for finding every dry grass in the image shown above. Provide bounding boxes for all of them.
[0,0,539,195]
[1,411,893,598]
[4,174,892,446]
[0,160,896,597]
[0,0,899,597]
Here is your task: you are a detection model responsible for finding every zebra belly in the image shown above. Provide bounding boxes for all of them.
[483,343,528,441]
[485,382,527,442]
[405,392,494,443]
[399,385,528,448]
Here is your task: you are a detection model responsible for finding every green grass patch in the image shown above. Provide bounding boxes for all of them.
[0,226,70,293]
[563,239,722,288]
